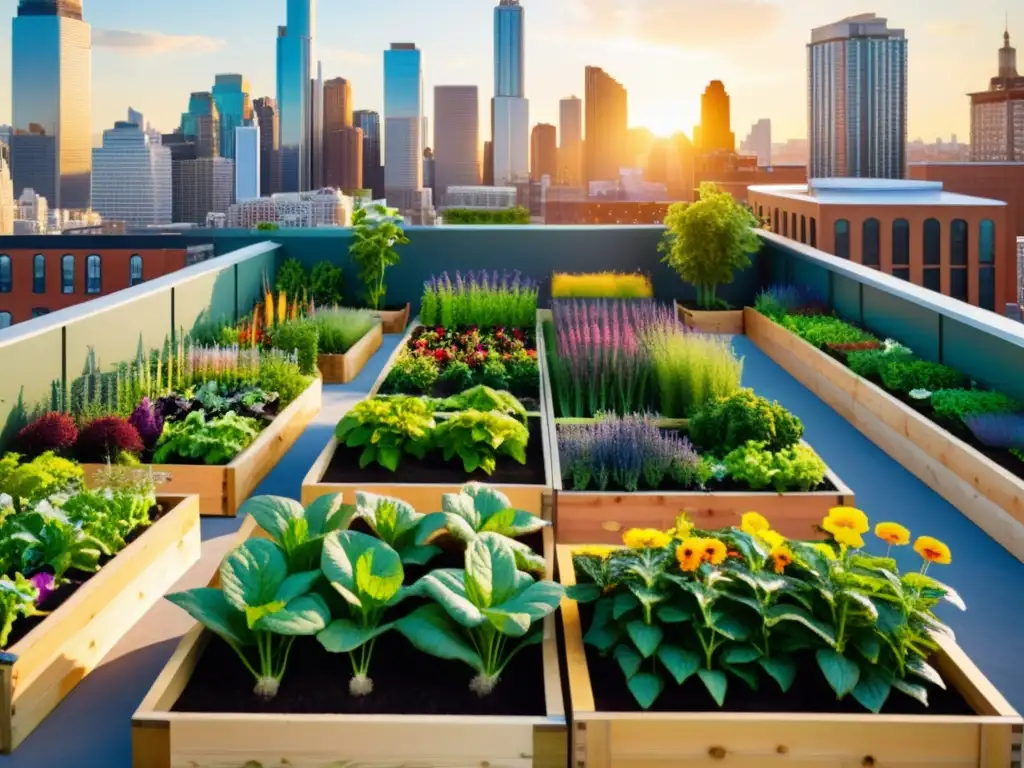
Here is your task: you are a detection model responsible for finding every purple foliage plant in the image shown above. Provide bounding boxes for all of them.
[963,413,1024,450]
[129,397,165,450]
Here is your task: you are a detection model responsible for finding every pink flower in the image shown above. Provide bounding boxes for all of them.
[30,572,55,605]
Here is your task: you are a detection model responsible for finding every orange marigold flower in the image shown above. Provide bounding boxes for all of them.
[914,536,952,565]
[771,545,793,574]
[875,522,911,547]
[700,538,727,566]
[675,539,703,572]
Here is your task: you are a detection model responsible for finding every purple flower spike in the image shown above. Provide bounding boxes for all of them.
[30,572,56,605]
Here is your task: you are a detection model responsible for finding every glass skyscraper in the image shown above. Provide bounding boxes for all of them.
[494,0,524,98]
[91,121,171,228]
[276,0,315,192]
[11,0,92,210]
[354,109,382,198]
[383,43,423,208]
[180,92,220,159]
[212,74,252,161]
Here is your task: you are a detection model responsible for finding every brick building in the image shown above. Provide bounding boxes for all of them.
[908,162,1024,241]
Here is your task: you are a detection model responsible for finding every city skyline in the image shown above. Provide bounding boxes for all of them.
[0,0,1012,146]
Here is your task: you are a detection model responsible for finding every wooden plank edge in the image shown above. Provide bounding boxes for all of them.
[367,317,419,398]
[555,544,596,715]
[540,526,564,721]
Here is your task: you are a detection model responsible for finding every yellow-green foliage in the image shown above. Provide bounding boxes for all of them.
[0,451,84,512]
[551,272,653,299]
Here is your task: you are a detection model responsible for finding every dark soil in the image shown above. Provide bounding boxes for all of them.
[560,475,838,494]
[5,503,168,648]
[678,302,737,312]
[325,417,547,486]
[577,603,974,716]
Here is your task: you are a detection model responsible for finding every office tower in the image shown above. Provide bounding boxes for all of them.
[174,157,233,224]
[695,81,735,152]
[127,107,143,128]
[808,13,907,179]
[585,66,628,185]
[354,109,382,198]
[253,97,281,194]
[180,92,220,158]
[277,0,315,192]
[741,119,772,166]
[212,74,252,160]
[161,132,196,223]
[324,77,353,130]
[383,43,424,211]
[483,141,494,185]
[235,124,260,200]
[311,61,323,188]
[91,121,171,228]
[491,1,528,187]
[11,0,91,210]
[433,86,480,203]
[0,144,13,235]
[324,127,363,190]
[531,123,556,181]
[970,26,1024,161]
[494,0,524,98]
[559,96,583,185]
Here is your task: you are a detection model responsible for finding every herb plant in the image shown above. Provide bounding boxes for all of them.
[275,258,309,298]
[3,505,109,580]
[0,452,84,513]
[354,492,440,565]
[722,440,827,492]
[335,396,436,471]
[689,389,803,454]
[878,359,966,395]
[778,314,876,348]
[419,271,539,329]
[309,261,344,306]
[152,411,260,465]
[349,204,409,310]
[930,389,1022,422]
[432,410,529,475]
[383,352,441,395]
[312,308,376,354]
[268,319,319,376]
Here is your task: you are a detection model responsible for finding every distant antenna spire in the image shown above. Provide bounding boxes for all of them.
[1006,12,1011,45]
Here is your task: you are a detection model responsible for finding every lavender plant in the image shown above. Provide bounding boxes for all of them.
[420,270,539,329]
[754,283,826,318]
[963,413,1024,449]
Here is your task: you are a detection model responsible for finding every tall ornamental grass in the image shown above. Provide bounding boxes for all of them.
[312,307,378,354]
[646,326,743,417]
[420,270,538,329]
[551,272,653,299]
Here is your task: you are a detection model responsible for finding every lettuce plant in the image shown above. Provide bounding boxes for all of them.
[398,533,564,695]
[0,452,84,513]
[241,493,356,571]
[428,385,528,421]
[416,483,548,573]
[4,505,109,581]
[354,492,440,566]
[316,530,406,695]
[153,411,260,465]
[62,487,155,552]
[335,396,435,471]
[167,539,330,699]
[432,410,528,475]
[0,574,42,646]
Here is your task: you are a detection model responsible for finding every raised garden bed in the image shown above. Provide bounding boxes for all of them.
[1,494,201,752]
[316,320,383,384]
[83,377,322,517]
[132,506,566,768]
[677,302,745,335]
[556,543,1021,767]
[376,303,411,334]
[745,306,1024,563]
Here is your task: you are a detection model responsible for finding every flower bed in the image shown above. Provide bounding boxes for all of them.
[558,511,1020,767]
[132,485,566,768]
[0,456,201,751]
[746,290,1024,563]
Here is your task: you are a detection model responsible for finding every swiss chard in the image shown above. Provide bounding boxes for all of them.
[354,492,440,566]
[432,410,529,475]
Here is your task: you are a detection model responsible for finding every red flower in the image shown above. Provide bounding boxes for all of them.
[512,328,525,341]
[526,349,537,358]
[415,338,428,348]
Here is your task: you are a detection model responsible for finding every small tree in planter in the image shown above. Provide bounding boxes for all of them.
[658,182,761,310]
[349,204,409,311]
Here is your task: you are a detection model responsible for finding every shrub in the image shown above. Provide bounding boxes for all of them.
[438,360,474,392]
[256,352,311,406]
[645,326,742,418]
[878,359,966,395]
[275,258,309,298]
[722,440,827,492]
[443,206,530,225]
[779,314,876,348]
[931,389,1022,422]
[349,204,408,310]
[309,261,344,306]
[268,319,319,375]
[384,352,440,395]
[505,350,539,395]
[77,416,144,462]
[963,413,1024,449]
[312,308,376,354]
[16,412,78,457]
[551,272,653,299]
[478,358,509,390]
[689,388,803,454]
[128,397,164,450]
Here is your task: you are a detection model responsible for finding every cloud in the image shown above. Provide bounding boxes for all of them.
[93,29,226,56]
[319,46,374,68]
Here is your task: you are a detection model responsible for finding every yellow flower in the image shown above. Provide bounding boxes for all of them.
[811,542,838,560]
[914,536,952,565]
[771,545,793,574]
[574,545,617,559]
[622,528,672,550]
[676,539,703,572]
[669,513,693,540]
[741,512,770,536]
[875,522,911,547]
[831,528,865,549]
[758,530,786,550]
[700,538,728,566]
[822,507,869,545]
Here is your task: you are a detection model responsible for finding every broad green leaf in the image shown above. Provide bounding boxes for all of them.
[322,530,404,608]
[220,539,288,614]
[629,585,667,609]
[241,496,305,546]
[752,573,791,593]
[613,591,640,620]
[719,591,763,616]
[243,600,284,630]
[614,643,642,679]
[407,569,484,627]
[765,604,837,647]
[627,672,664,710]
[854,634,881,664]
[697,668,728,706]
[720,644,761,664]
[657,644,700,685]
[274,570,320,604]
[842,590,879,621]
[317,618,395,653]
[494,580,564,622]
[378,445,400,471]
[397,543,442,566]
[567,584,602,603]
[907,656,946,689]
[416,512,477,545]
[816,649,860,698]
[506,538,547,574]
[722,660,759,690]
[758,656,797,693]
[874,601,904,635]
[480,507,549,537]
[710,611,751,641]
[465,534,518,609]
[396,604,484,671]
[655,603,692,623]
[355,546,404,603]
[304,493,355,536]
[626,620,663,658]
[482,606,531,637]
[355,492,423,545]
[255,593,331,635]
[583,623,618,652]
[892,677,929,706]
[166,588,253,646]
[447,483,513,521]
[852,668,892,713]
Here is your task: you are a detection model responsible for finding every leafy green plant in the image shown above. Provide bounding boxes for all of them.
[397,533,563,694]
[275,258,309,299]
[269,319,319,376]
[152,411,260,465]
[3,506,109,580]
[309,261,344,306]
[0,574,42,646]
[479,358,509,390]
[354,492,440,565]
[0,452,84,513]
[256,353,311,406]
[429,385,528,421]
[930,389,1023,422]
[241,493,356,571]
[312,308,376,354]
[442,206,530,225]
[439,360,475,391]
[349,204,409,310]
[778,314,876,348]
[689,389,803,454]
[432,410,529,475]
[416,483,549,573]
[168,539,330,699]
[383,352,440,395]
[335,396,435,471]
[847,345,915,380]
[62,486,155,552]
[645,325,742,418]
[658,183,761,309]
[722,440,827,492]
[878,359,966,396]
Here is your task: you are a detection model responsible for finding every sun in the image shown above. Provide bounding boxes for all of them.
[629,105,696,139]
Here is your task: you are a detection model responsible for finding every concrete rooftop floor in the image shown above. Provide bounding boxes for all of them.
[2,332,1020,768]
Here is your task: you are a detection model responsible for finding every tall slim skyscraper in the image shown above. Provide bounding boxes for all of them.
[311,60,323,188]
[585,66,627,185]
[180,92,220,159]
[492,1,528,187]
[253,97,281,195]
[695,81,735,152]
[558,96,582,185]
[383,43,424,211]
[741,118,772,166]
[0,144,14,235]
[433,86,480,202]
[494,0,524,98]
[354,109,382,198]
[277,0,315,192]
[531,123,556,182]
[91,121,171,227]
[970,27,1024,161]
[11,0,92,210]
[235,124,260,201]
[808,13,907,179]
[212,74,252,160]
[323,77,356,188]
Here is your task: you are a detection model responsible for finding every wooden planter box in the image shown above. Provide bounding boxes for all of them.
[83,377,323,517]
[0,494,201,753]
[316,321,383,384]
[745,307,1024,564]
[677,303,745,335]
[376,303,411,334]
[556,544,1021,768]
[132,518,567,768]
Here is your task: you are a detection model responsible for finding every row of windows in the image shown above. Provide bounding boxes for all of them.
[831,218,995,268]
[0,254,145,294]
[0,308,51,330]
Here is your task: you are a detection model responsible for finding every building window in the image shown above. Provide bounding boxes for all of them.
[782,211,788,237]
[862,218,880,267]
[31,307,49,319]
[61,255,75,294]
[757,204,763,220]
[791,213,797,240]
[129,255,144,286]
[923,218,941,265]
[0,312,11,329]
[33,254,45,294]
[892,219,910,266]
[810,218,817,248]
[835,219,850,259]
[979,219,995,264]
[979,267,995,310]
[950,220,968,267]
[773,208,779,233]
[0,256,11,294]
[86,254,102,294]
[923,268,941,292]
[892,268,911,281]
[950,268,968,301]
[800,215,807,244]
